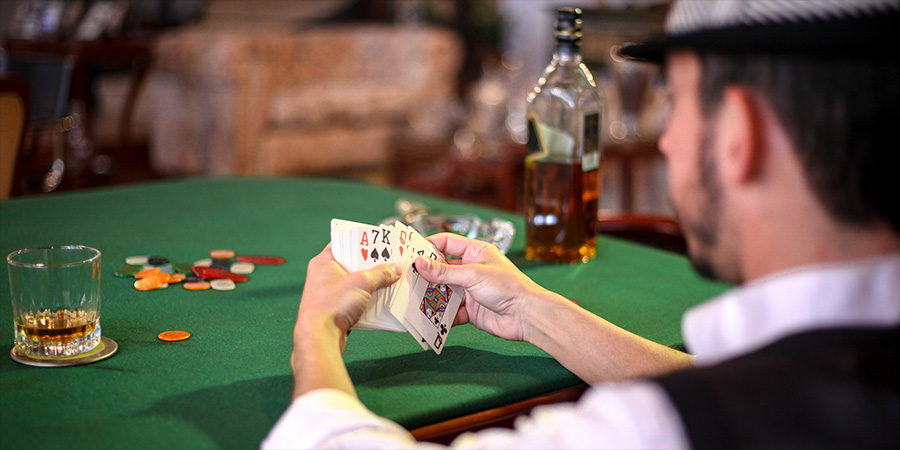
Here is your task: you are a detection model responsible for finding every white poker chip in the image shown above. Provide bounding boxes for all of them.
[210,279,236,291]
[126,256,149,265]
[193,258,212,267]
[230,262,255,274]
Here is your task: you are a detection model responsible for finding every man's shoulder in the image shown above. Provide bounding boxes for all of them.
[656,326,900,449]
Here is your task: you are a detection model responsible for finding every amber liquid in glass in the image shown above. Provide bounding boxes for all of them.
[525,159,599,263]
[15,308,100,357]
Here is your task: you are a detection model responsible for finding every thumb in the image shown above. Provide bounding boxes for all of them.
[416,256,470,287]
[362,263,402,292]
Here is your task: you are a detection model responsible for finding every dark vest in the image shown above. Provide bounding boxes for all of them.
[656,326,899,449]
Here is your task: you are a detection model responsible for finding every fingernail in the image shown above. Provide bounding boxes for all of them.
[391,263,402,277]
[418,257,431,271]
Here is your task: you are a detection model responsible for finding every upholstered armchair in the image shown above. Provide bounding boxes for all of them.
[146,24,462,181]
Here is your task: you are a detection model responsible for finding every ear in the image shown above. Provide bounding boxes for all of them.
[718,86,763,185]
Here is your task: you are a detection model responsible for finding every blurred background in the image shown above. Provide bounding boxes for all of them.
[1,0,672,217]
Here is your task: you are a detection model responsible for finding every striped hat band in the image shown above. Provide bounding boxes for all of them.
[620,0,900,62]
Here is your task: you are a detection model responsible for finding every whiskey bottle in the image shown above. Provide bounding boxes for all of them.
[524,7,604,263]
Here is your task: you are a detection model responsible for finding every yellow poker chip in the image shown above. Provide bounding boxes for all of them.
[158,330,191,342]
[209,249,235,259]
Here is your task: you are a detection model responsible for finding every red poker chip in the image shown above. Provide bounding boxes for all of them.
[192,266,249,282]
[235,255,285,265]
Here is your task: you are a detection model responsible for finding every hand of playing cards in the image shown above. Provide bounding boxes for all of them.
[330,219,465,354]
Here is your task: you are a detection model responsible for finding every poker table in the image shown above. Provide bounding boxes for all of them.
[0,177,729,449]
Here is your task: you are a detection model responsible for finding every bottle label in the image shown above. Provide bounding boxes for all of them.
[526,116,543,157]
[582,112,600,171]
[527,115,575,162]
[582,151,599,172]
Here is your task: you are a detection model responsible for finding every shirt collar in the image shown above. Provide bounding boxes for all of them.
[683,253,900,366]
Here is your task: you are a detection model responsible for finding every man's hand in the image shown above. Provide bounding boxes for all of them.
[295,243,400,339]
[415,233,567,343]
[291,243,401,398]
[416,234,692,384]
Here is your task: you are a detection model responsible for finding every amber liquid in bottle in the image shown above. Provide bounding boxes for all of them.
[524,8,604,263]
[525,159,599,262]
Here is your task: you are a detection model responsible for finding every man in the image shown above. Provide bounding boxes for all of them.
[264,0,899,447]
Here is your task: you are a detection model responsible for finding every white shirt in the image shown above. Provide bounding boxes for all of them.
[262,254,900,449]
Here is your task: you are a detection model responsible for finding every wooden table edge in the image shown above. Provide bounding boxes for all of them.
[410,383,590,444]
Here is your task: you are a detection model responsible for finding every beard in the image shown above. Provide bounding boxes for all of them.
[677,122,725,281]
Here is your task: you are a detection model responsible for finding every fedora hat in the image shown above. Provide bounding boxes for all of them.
[619,0,900,62]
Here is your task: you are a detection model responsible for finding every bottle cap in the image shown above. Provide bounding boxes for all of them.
[555,7,583,43]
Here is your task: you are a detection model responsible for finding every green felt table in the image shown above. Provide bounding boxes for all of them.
[0,177,729,449]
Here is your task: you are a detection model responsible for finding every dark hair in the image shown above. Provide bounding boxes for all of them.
[697,53,900,232]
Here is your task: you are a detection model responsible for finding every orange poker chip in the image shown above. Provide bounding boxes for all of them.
[168,273,186,283]
[183,281,211,291]
[209,249,236,259]
[158,330,191,341]
[135,267,161,279]
[134,276,163,291]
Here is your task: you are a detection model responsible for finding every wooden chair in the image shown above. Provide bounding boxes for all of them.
[0,74,30,199]
[2,52,74,193]
[598,214,686,255]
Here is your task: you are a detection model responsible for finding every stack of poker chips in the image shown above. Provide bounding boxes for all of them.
[114,250,285,291]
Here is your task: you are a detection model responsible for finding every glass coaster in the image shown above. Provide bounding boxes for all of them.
[10,336,118,367]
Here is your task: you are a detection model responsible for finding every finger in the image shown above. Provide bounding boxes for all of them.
[426,233,489,259]
[453,298,470,326]
[359,262,402,292]
[415,255,475,288]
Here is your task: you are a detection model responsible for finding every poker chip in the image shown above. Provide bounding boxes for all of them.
[193,258,212,267]
[210,259,232,270]
[147,256,170,266]
[158,330,191,341]
[134,276,163,291]
[193,266,249,283]
[119,250,281,292]
[183,281,211,291]
[114,264,141,278]
[210,279,236,291]
[135,267,161,279]
[210,249,235,259]
[229,262,255,274]
[236,255,285,265]
[169,273,186,284]
[125,256,149,265]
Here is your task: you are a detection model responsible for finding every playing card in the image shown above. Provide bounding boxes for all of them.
[390,221,430,350]
[329,218,463,352]
[391,227,464,354]
[330,218,368,272]
[353,225,390,269]
[394,220,416,264]
[330,219,407,333]
[400,265,464,355]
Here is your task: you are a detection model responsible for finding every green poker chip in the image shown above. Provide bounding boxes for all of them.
[113,264,141,278]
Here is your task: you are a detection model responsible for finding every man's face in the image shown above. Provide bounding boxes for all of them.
[658,52,732,281]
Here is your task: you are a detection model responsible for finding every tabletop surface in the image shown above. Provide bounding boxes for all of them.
[0,177,728,449]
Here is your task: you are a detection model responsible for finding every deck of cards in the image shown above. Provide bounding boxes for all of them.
[330,219,465,354]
